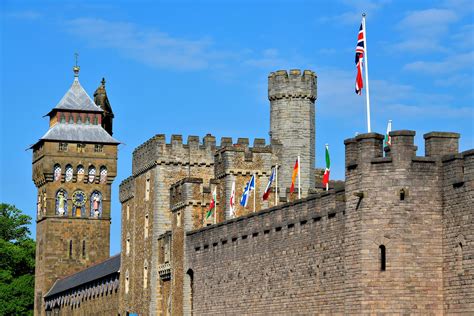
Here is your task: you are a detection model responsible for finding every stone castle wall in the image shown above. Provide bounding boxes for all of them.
[441,147,473,313]
[185,190,346,314]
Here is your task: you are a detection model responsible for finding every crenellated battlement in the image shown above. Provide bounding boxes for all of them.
[268,69,317,101]
[441,149,474,186]
[132,133,217,176]
[119,176,135,203]
[170,177,204,212]
[214,137,276,179]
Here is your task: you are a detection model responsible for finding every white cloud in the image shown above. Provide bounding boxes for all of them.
[318,0,391,25]
[66,18,222,71]
[403,51,474,74]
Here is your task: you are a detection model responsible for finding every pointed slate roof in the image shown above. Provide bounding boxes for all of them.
[37,123,120,145]
[51,78,103,113]
[45,254,121,298]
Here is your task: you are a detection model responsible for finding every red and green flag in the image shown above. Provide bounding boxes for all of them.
[322,145,330,191]
[384,120,392,147]
[206,187,217,219]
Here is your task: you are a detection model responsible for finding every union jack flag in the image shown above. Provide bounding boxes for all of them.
[355,23,365,95]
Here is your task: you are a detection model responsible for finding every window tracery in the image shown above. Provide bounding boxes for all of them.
[65,164,73,182]
[55,189,68,216]
[77,165,85,182]
[90,191,103,218]
[99,166,107,184]
[88,166,96,183]
[54,164,62,181]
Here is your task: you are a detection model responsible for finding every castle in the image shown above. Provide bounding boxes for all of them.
[32,67,473,315]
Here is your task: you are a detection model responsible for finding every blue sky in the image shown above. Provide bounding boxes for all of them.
[1,0,473,255]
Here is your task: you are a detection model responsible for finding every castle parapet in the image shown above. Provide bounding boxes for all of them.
[424,132,460,158]
[132,134,217,176]
[119,176,135,203]
[268,69,317,101]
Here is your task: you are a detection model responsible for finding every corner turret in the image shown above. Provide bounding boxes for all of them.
[94,78,114,136]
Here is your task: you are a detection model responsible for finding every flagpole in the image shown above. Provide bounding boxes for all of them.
[253,174,256,213]
[297,155,301,199]
[326,144,329,192]
[275,164,278,206]
[362,13,372,133]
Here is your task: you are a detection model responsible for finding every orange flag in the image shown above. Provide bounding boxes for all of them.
[290,158,299,194]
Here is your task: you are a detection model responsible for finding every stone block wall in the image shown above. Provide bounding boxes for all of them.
[185,191,346,314]
[441,149,474,313]
[343,131,445,314]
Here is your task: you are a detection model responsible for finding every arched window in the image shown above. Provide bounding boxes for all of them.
[53,164,62,182]
[65,164,73,182]
[125,270,130,294]
[145,214,149,239]
[77,115,82,124]
[90,191,103,218]
[88,166,96,183]
[60,113,66,123]
[68,115,74,124]
[185,269,194,314]
[55,189,68,216]
[126,233,131,256]
[144,260,148,289]
[77,165,85,182]
[379,245,386,271]
[85,116,90,125]
[456,242,463,272]
[99,166,107,184]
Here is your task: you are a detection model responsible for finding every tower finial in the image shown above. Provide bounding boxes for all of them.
[101,77,106,86]
[73,53,80,79]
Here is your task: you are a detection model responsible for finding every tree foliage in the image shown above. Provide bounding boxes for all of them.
[0,203,35,316]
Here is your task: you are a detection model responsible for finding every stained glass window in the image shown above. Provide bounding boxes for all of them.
[77,165,85,182]
[53,164,61,181]
[65,164,73,182]
[88,166,96,183]
[90,191,102,218]
[99,166,107,184]
[55,189,68,216]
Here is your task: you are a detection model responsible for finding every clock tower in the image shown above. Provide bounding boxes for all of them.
[31,64,119,315]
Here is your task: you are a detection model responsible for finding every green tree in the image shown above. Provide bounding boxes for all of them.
[0,203,35,316]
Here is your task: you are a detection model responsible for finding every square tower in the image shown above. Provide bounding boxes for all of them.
[31,66,119,315]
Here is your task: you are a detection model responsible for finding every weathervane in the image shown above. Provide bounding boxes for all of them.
[73,52,80,78]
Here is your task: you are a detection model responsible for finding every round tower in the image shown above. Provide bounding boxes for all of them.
[268,69,316,196]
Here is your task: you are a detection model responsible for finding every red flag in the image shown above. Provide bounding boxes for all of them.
[289,159,299,194]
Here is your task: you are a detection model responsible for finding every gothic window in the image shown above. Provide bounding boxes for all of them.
[94,144,103,153]
[145,214,149,239]
[55,189,68,216]
[456,242,463,273]
[90,191,103,218]
[53,164,62,182]
[65,164,73,182]
[88,166,96,183]
[126,233,131,256]
[379,245,386,271]
[125,270,130,294]
[144,260,148,289]
[77,165,85,182]
[99,166,107,184]
[72,190,87,217]
[58,142,68,152]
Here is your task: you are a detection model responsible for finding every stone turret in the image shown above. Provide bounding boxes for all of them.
[268,69,316,197]
[94,78,114,136]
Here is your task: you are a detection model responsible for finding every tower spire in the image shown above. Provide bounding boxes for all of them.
[73,53,80,79]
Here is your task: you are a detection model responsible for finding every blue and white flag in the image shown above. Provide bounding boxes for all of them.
[240,174,255,207]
